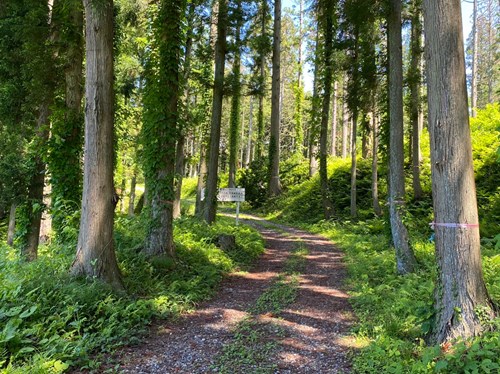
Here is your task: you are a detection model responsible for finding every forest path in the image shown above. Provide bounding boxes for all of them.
[113,215,355,373]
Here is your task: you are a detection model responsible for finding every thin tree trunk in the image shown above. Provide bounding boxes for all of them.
[173,134,185,219]
[471,0,478,116]
[128,171,137,217]
[246,97,254,167]
[24,105,50,261]
[309,28,320,176]
[342,81,349,159]
[372,113,382,216]
[410,0,424,199]
[319,7,335,219]
[228,0,242,188]
[268,0,281,196]
[119,177,126,213]
[71,0,123,289]
[423,0,496,344]
[350,112,358,218]
[7,203,16,247]
[204,0,228,223]
[388,0,417,274]
[330,81,338,157]
[256,0,268,159]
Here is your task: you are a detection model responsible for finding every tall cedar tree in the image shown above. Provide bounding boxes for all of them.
[228,0,243,188]
[387,0,417,274]
[71,0,123,289]
[49,0,84,241]
[268,0,282,196]
[143,0,186,255]
[22,0,57,260]
[318,0,335,219]
[204,0,228,223]
[423,0,496,343]
[409,0,424,199]
[173,1,196,219]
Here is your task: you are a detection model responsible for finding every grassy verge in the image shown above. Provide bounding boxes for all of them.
[214,242,308,373]
[0,215,264,373]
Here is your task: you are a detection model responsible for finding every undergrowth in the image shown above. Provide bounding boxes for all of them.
[0,215,263,373]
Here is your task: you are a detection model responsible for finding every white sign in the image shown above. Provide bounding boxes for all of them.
[217,188,245,202]
[201,188,245,202]
[200,187,245,224]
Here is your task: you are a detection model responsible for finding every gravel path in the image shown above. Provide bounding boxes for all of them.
[110,215,355,373]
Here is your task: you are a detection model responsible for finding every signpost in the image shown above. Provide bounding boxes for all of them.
[201,187,245,224]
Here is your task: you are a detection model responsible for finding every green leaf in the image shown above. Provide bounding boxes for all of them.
[19,305,37,319]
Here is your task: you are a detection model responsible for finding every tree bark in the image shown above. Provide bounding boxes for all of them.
[255,0,268,159]
[410,0,424,200]
[143,0,185,255]
[423,0,496,344]
[7,203,16,247]
[471,0,478,116]
[173,3,195,219]
[388,0,417,274]
[330,81,338,157]
[128,171,137,217]
[228,0,242,188]
[319,6,335,219]
[342,79,349,159]
[372,113,382,217]
[350,111,358,218]
[173,134,185,219]
[268,0,282,196]
[71,0,123,290]
[204,0,228,223]
[49,0,84,241]
[23,102,50,261]
[246,97,254,167]
[309,28,320,176]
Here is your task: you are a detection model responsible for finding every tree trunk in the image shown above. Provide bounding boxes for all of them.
[255,0,268,159]
[71,0,123,290]
[309,28,320,177]
[246,97,254,167]
[330,81,338,157]
[228,0,242,188]
[50,0,84,241]
[423,0,496,344]
[143,0,185,255]
[23,105,50,261]
[372,113,382,217]
[388,0,417,274]
[350,111,358,218]
[7,203,16,247]
[342,81,349,159]
[119,177,126,213]
[173,3,195,219]
[204,0,228,223]
[173,134,185,219]
[471,0,478,116]
[128,171,137,217]
[319,7,335,219]
[268,0,281,196]
[410,0,424,200]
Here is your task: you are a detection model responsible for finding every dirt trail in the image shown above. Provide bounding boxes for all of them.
[112,215,355,373]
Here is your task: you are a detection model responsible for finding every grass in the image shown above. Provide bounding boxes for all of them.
[0,215,264,373]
